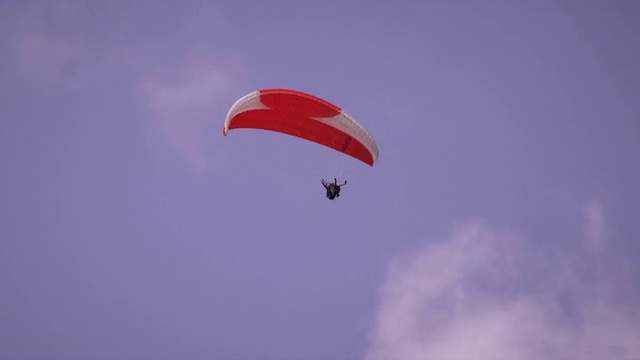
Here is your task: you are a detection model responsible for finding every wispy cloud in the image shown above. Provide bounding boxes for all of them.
[3,2,242,171]
[366,201,640,360]
[13,33,80,80]
[138,55,238,171]
[5,2,88,88]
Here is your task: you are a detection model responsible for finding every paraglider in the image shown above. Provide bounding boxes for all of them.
[223,88,378,199]
[321,178,347,200]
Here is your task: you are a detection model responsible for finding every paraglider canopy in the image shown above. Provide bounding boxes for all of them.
[223,88,379,166]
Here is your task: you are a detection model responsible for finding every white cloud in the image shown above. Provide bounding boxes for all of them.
[366,202,640,360]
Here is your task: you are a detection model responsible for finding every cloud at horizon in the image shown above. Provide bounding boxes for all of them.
[366,199,640,360]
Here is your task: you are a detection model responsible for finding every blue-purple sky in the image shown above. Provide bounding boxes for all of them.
[2,2,640,359]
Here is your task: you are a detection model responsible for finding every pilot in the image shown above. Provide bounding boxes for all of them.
[321,178,347,200]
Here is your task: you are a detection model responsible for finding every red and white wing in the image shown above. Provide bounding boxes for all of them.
[223,89,379,166]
